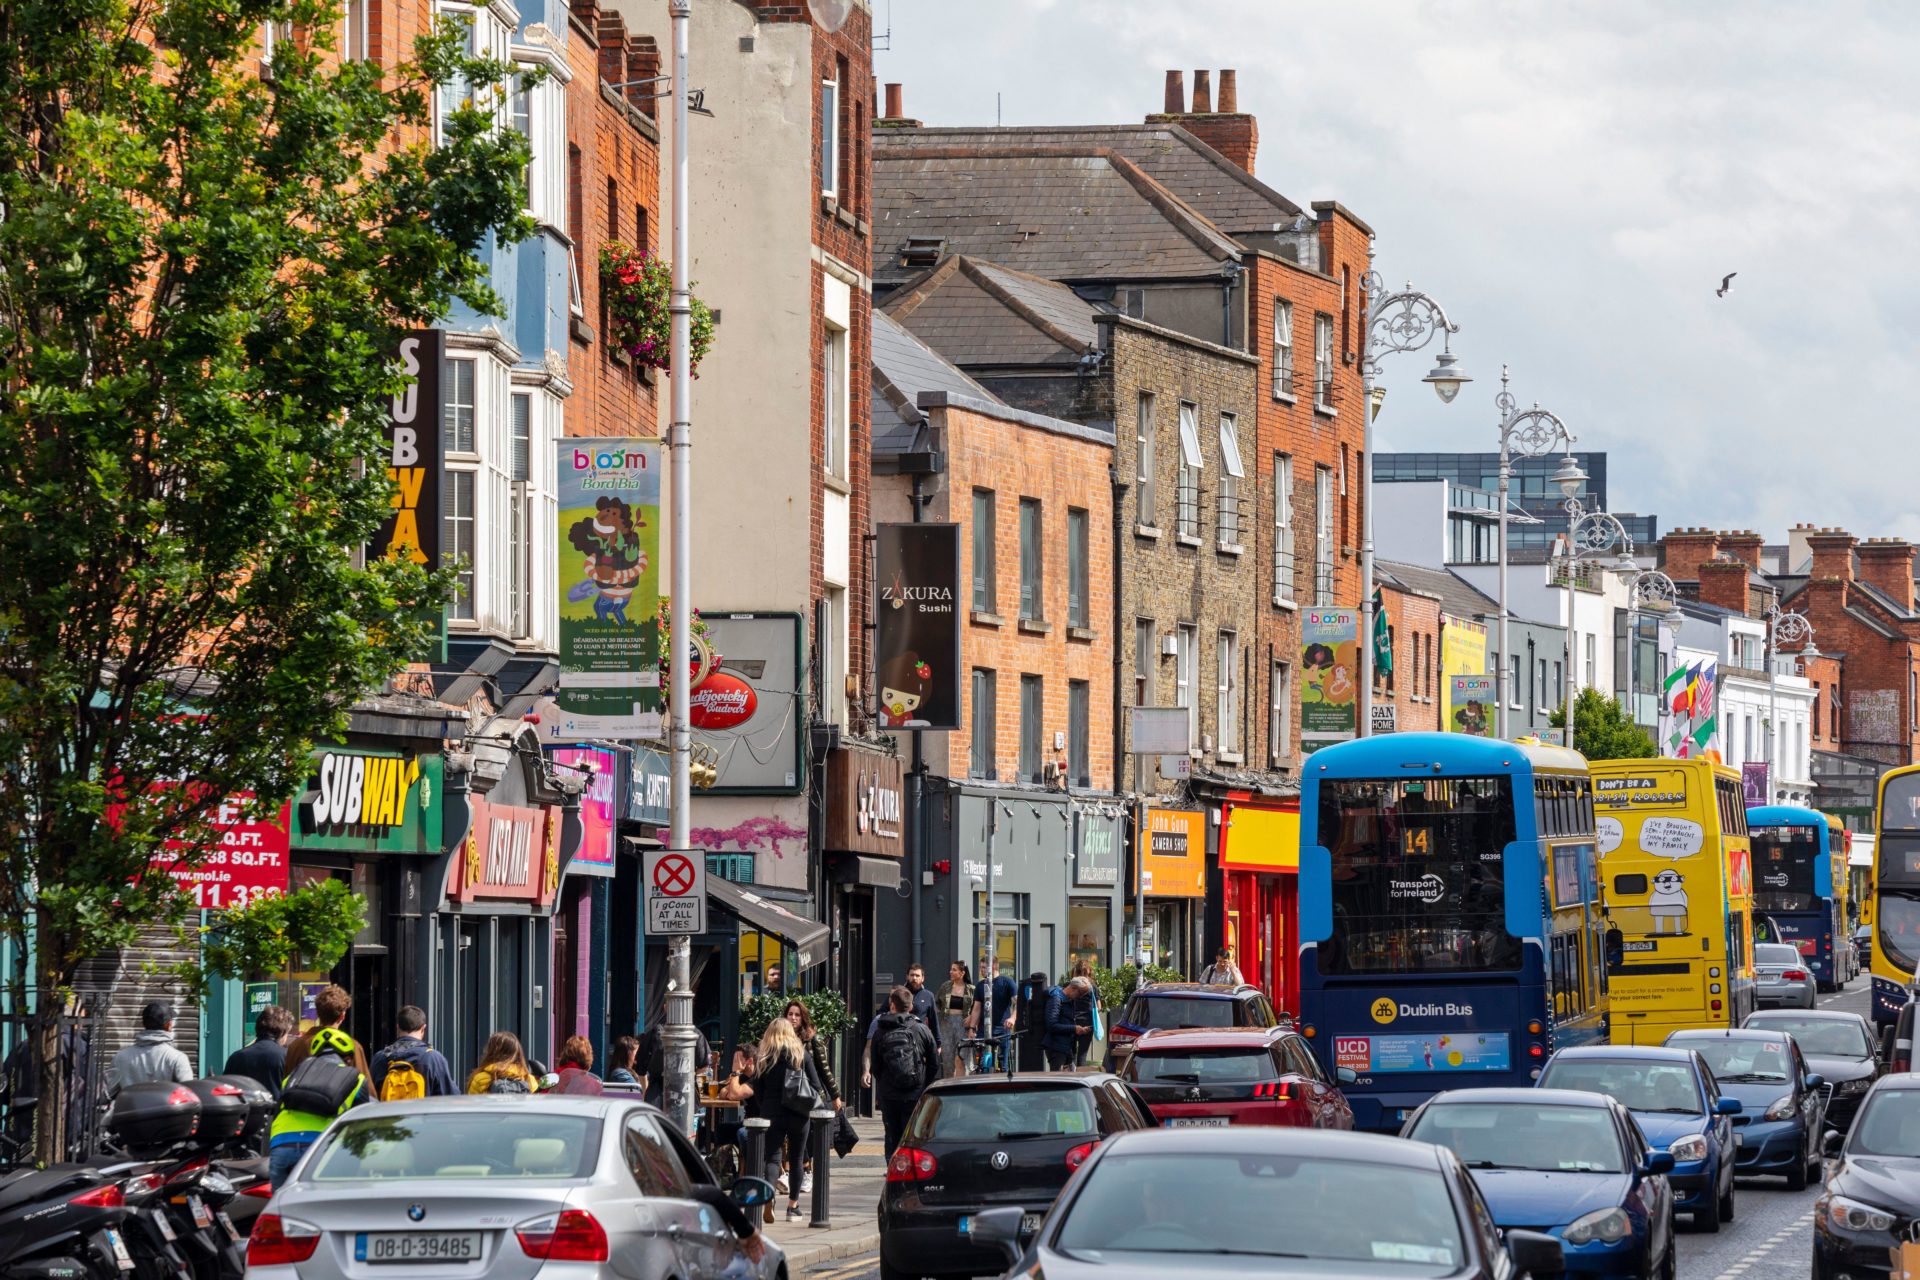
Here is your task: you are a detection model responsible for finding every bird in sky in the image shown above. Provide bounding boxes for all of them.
[1716,272,1737,297]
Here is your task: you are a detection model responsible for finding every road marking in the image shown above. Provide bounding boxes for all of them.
[1713,1207,1815,1280]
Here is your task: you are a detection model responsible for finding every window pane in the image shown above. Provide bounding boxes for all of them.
[1068,508,1089,629]
[1217,631,1237,751]
[972,490,995,613]
[1069,680,1090,786]
[1270,661,1291,762]
[1273,453,1294,603]
[311,1113,601,1180]
[1272,300,1293,396]
[443,357,475,454]
[1315,315,1334,408]
[510,392,531,482]
[970,669,995,778]
[1020,674,1043,783]
[820,81,838,195]
[1019,498,1041,621]
[1136,392,1157,522]
[1134,620,1154,708]
[442,470,476,620]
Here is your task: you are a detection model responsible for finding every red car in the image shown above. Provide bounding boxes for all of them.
[1122,1025,1357,1130]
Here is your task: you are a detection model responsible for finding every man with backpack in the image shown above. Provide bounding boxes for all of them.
[369,1005,457,1101]
[268,986,372,1189]
[863,986,937,1157]
[224,1005,293,1100]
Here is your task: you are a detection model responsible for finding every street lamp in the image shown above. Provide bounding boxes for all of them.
[1360,276,1469,737]
[1763,602,1817,802]
[1555,481,1638,754]
[1493,368,1577,739]
[1625,569,1679,739]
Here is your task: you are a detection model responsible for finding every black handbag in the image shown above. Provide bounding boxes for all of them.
[832,1108,859,1157]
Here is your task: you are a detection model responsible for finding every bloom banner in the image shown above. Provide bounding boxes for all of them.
[1448,675,1497,737]
[1301,608,1359,753]
[555,439,662,739]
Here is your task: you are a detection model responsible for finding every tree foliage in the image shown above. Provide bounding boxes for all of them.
[736,989,853,1047]
[0,0,532,1157]
[1550,687,1658,760]
[180,880,368,993]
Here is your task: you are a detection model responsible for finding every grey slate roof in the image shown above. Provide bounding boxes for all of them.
[1376,558,1501,623]
[870,310,997,454]
[884,255,1100,368]
[872,147,1241,289]
[876,124,1307,238]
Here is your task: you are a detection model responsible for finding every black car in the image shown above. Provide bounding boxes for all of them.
[1814,1074,1920,1279]
[1103,982,1280,1074]
[967,1127,1564,1280]
[878,1071,1155,1280]
[1855,924,1873,970]
[1744,1009,1881,1130]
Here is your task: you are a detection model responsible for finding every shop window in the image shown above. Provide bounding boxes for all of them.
[1069,899,1110,972]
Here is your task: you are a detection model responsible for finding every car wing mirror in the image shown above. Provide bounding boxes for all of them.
[1805,1073,1827,1091]
[1643,1151,1676,1175]
[1822,1129,1845,1158]
[1336,1066,1358,1086]
[964,1205,1027,1266]
[1505,1229,1563,1276]
[1716,1097,1743,1115]
[727,1176,775,1209]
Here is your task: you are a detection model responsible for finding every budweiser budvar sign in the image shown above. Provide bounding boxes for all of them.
[688,671,757,730]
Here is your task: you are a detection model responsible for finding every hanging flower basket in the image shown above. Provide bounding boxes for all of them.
[600,241,715,375]
[657,597,721,687]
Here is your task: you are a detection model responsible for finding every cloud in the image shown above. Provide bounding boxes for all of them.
[876,1,1919,540]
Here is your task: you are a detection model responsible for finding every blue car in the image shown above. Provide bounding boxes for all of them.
[1665,1028,1830,1189]
[1401,1088,1676,1277]
[1535,1044,1741,1232]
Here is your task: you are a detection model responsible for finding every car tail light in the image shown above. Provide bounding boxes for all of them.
[1711,999,1723,1012]
[888,1147,938,1183]
[248,1215,321,1267]
[516,1210,608,1262]
[1251,1081,1293,1100]
[242,1182,274,1199]
[1784,970,1810,982]
[1065,1141,1097,1170]
[69,1184,123,1209]
[1109,1025,1140,1042]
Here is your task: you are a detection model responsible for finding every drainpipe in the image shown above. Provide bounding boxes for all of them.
[909,469,929,968]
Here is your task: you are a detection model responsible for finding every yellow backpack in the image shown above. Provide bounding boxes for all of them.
[380,1058,428,1103]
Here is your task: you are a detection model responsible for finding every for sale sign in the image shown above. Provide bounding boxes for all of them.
[148,792,293,910]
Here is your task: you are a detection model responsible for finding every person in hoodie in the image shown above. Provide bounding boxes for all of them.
[107,1001,193,1098]
[863,986,938,1157]
[368,1005,457,1099]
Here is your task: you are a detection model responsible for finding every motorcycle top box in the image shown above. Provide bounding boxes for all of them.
[107,1082,201,1156]
[182,1079,249,1149]
[207,1074,274,1148]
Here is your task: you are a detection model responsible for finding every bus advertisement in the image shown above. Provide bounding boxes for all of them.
[1870,767,1920,1031]
[1747,805,1853,992]
[1593,759,1754,1045]
[1297,733,1607,1132]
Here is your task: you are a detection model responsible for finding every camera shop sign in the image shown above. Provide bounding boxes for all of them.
[296,750,441,854]
[825,749,904,858]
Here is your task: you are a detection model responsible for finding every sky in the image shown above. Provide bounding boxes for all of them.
[872,1,1920,544]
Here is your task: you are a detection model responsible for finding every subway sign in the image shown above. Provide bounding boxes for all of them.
[296,750,442,854]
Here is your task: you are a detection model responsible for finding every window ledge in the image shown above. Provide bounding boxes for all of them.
[1068,626,1096,642]
[834,206,858,230]
[1216,541,1246,558]
[1217,753,1245,766]
[570,315,595,346]
[1176,533,1203,549]
[1272,389,1297,406]
[1269,756,1297,771]
[1271,596,1298,613]
[971,610,1005,628]
[1135,523,1163,541]
[819,193,839,216]
[1314,403,1337,419]
[1018,618,1053,636]
[855,216,870,239]
[822,472,851,496]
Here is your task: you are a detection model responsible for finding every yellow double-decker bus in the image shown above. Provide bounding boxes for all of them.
[1593,758,1754,1045]
[1871,767,1920,1033]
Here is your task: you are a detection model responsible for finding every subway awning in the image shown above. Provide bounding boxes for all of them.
[708,878,828,973]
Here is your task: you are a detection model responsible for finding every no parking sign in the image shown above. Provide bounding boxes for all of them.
[644,848,708,935]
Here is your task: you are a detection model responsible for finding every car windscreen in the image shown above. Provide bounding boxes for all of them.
[1746,1017,1873,1059]
[904,1086,1097,1143]
[1052,1151,1465,1272]
[1127,1048,1274,1086]
[1406,1101,1626,1173]
[1754,944,1802,968]
[1668,1037,1792,1083]
[1851,1088,1920,1156]
[307,1112,601,1180]
[1537,1058,1703,1114]
[1127,996,1236,1029]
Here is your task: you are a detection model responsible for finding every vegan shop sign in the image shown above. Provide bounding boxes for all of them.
[1300,608,1358,753]
[556,439,662,739]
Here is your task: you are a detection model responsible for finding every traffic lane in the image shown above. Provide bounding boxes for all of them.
[1673,978,1868,1280]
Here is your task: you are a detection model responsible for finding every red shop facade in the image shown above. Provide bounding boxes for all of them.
[1216,794,1301,1016]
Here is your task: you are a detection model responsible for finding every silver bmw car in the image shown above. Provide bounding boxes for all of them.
[246,1096,779,1280]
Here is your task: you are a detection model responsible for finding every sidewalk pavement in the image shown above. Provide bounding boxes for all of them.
[761,1114,886,1270]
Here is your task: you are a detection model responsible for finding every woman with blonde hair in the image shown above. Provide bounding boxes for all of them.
[465,1031,535,1095]
[722,1015,825,1222]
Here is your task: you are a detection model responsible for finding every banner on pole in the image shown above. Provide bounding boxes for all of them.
[555,438,662,739]
[1448,675,1497,737]
[1301,608,1359,754]
[874,524,961,730]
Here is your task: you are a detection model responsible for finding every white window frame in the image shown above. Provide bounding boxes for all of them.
[1175,625,1197,750]
[1510,653,1522,710]
[343,0,369,61]
[508,56,568,231]
[1217,630,1240,758]
[1269,659,1292,765]
[1273,452,1295,604]
[1217,413,1244,548]
[822,586,848,727]
[823,321,849,478]
[1584,633,1597,690]
[1176,401,1203,540]
[1135,392,1157,526]
[1134,619,1155,707]
[263,18,294,69]
[1314,313,1334,410]
[1272,299,1294,399]
[1313,465,1334,605]
[820,76,840,199]
[508,390,533,639]
[434,3,511,148]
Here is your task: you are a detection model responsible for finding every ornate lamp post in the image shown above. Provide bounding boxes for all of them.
[1625,569,1679,742]
[1359,276,1469,736]
[1494,368,1577,740]
[1551,456,1638,752]
[1763,603,1818,801]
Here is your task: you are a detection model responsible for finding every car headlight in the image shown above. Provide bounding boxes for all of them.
[1838,1077,1873,1095]
[1563,1207,1632,1245]
[1668,1134,1709,1162]
[1764,1095,1798,1121]
[1823,1194,1896,1235]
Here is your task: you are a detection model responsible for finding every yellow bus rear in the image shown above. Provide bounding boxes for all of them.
[1593,759,1754,1045]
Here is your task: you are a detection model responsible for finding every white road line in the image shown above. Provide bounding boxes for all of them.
[1714,1207,1816,1280]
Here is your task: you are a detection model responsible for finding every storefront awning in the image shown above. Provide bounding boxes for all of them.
[708,878,828,973]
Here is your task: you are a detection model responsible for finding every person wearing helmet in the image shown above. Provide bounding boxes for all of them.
[268,986,373,1190]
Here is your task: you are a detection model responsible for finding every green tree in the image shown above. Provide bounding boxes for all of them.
[177,880,368,994]
[1550,687,1658,760]
[0,0,532,1159]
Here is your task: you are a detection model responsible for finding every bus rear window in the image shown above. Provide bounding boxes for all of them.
[1751,825,1819,912]
[1316,776,1521,975]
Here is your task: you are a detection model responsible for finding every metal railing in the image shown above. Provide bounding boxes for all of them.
[1216,492,1245,547]
[1273,531,1296,602]
[1175,478,1202,540]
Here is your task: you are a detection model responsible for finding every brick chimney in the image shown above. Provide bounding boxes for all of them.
[1149,68,1258,175]
[1859,538,1916,612]
[1659,527,1721,579]
[1719,530,1764,570]
[1787,523,1817,574]
[625,34,660,116]
[596,12,627,93]
[875,81,921,128]
[1698,560,1751,616]
[1807,528,1858,584]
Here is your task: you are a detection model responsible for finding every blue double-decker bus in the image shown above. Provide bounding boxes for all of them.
[1297,732,1608,1131]
[1748,804,1850,993]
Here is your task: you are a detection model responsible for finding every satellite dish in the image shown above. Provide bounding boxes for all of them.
[895,875,912,900]
[812,0,853,32]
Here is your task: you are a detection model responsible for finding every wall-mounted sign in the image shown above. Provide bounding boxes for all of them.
[144,789,292,910]
[372,330,442,568]
[824,748,904,858]
[555,437,662,739]
[296,751,441,854]
[874,524,961,731]
[1140,808,1206,897]
[1448,675,1496,737]
[628,745,671,827]
[448,797,562,907]
[1301,608,1359,753]
[548,746,618,877]
[689,670,758,730]
[696,613,804,793]
[1075,819,1121,887]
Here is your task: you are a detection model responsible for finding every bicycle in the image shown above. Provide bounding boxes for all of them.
[955,1036,1012,1077]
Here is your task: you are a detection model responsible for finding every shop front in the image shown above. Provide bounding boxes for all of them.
[1068,804,1126,974]
[822,744,905,1075]
[1218,796,1300,1011]
[547,745,621,1062]
[1131,806,1208,976]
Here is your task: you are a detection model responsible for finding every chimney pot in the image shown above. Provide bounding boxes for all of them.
[1191,69,1212,113]
[884,82,902,118]
[1163,70,1185,114]
[1218,69,1238,113]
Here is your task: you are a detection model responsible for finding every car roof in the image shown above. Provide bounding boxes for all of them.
[1100,1125,1445,1169]
[1747,1009,1866,1024]
[1668,1028,1796,1043]
[1548,1045,1699,1065]
[1133,1026,1285,1049]
[1426,1087,1613,1109]
[1870,1072,1920,1089]
[1136,983,1258,999]
[922,1072,1119,1094]
[345,1095,647,1117]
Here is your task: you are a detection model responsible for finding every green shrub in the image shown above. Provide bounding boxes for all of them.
[737,988,854,1046]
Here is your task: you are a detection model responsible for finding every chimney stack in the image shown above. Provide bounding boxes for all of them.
[1719,530,1764,571]
[1218,69,1239,112]
[1152,69,1258,175]
[1858,538,1916,612]
[884,82,902,119]
[875,80,921,128]
[1163,70,1185,114]
[1658,527,1721,580]
[1698,560,1752,617]
[1191,69,1212,113]
[1807,528,1858,586]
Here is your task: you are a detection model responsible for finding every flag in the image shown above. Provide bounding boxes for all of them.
[1371,588,1393,679]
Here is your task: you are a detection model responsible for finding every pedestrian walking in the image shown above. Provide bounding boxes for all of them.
[865,985,937,1157]
[936,962,975,1076]
[552,1036,605,1095]
[368,1005,458,1100]
[607,1035,642,1086]
[1199,947,1244,986]
[903,963,940,1044]
[107,1001,194,1097]
[465,1032,536,1095]
[1042,977,1093,1072]
[736,1017,823,1223]
[223,1004,294,1100]
[974,959,1017,1069]
[268,986,372,1189]
[1066,961,1098,1068]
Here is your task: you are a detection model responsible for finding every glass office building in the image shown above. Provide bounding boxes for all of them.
[1374,451,1657,558]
